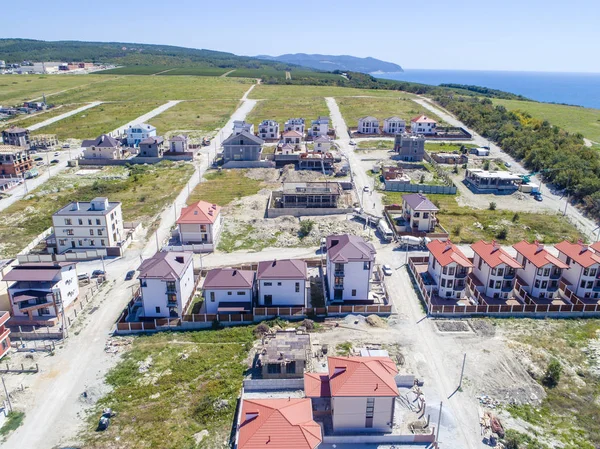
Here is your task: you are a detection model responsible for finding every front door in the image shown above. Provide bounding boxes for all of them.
[334,289,343,300]
[71,241,76,248]
[264,295,272,306]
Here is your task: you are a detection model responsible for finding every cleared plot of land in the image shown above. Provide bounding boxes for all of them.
[32,101,162,139]
[494,99,600,143]
[425,142,476,153]
[148,100,239,136]
[357,140,394,150]
[0,162,194,258]
[48,76,253,104]
[382,192,583,244]
[246,97,329,130]
[249,84,418,100]
[0,75,118,106]
[188,169,263,206]
[336,96,443,128]
[84,327,255,449]
[3,103,86,129]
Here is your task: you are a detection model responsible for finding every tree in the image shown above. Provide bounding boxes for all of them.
[483,160,491,171]
[298,219,314,238]
[543,359,562,388]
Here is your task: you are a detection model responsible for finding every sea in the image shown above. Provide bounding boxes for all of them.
[373,69,600,109]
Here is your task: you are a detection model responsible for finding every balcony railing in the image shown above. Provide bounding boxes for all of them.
[334,284,344,290]
[167,299,178,307]
[334,271,345,277]
[504,271,516,279]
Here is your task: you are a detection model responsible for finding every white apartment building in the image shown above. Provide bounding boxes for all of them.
[233,120,254,135]
[126,123,156,147]
[313,136,332,153]
[383,116,406,134]
[555,240,600,300]
[513,240,568,300]
[402,193,439,233]
[308,116,329,137]
[284,118,305,135]
[426,240,473,299]
[138,251,195,318]
[257,120,280,140]
[52,197,124,254]
[470,240,521,299]
[256,259,308,307]
[410,115,437,135]
[357,116,380,134]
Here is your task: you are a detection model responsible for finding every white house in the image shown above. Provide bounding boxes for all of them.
[126,123,156,147]
[284,118,305,135]
[176,201,222,248]
[81,134,123,160]
[383,117,406,134]
[233,120,254,135]
[257,259,308,307]
[512,241,569,301]
[470,240,521,299]
[52,197,124,254]
[168,135,189,153]
[138,251,195,318]
[410,115,437,135]
[313,135,332,153]
[308,116,329,138]
[357,116,380,134]
[555,240,600,300]
[282,130,303,145]
[326,235,376,302]
[427,240,473,299]
[3,262,79,325]
[202,268,255,314]
[258,120,280,140]
[402,193,439,233]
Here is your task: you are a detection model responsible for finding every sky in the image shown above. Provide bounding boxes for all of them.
[2,0,599,73]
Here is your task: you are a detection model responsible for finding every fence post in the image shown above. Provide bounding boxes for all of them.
[36,363,39,372]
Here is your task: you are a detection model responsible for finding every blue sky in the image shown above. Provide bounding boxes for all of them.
[2,0,599,73]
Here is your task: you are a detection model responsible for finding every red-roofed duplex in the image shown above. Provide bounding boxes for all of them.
[0,311,11,359]
[470,240,522,300]
[426,240,472,299]
[235,398,322,449]
[555,240,600,300]
[304,356,398,433]
[176,200,222,249]
[513,241,568,301]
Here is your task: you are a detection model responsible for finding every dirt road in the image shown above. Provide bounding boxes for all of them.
[110,100,182,135]
[27,101,103,131]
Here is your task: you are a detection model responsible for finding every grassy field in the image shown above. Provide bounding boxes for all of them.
[337,96,443,128]
[357,140,394,150]
[246,97,329,130]
[84,327,256,449]
[3,103,88,129]
[493,99,600,143]
[0,162,194,258]
[159,67,231,76]
[249,84,418,100]
[218,223,281,253]
[31,101,162,139]
[188,169,263,206]
[382,192,583,244]
[148,100,239,136]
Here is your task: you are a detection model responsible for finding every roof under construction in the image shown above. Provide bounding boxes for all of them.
[260,331,311,365]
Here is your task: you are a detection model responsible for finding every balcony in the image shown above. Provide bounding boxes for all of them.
[334,271,345,277]
[503,271,516,279]
[333,284,344,290]
[455,270,468,279]
[550,271,562,280]
[167,299,178,307]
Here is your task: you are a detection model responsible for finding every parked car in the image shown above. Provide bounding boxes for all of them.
[363,186,369,192]
[36,161,45,166]
[50,159,59,164]
[382,265,393,276]
[62,144,70,149]
[504,161,512,167]
[54,152,59,156]
[349,140,356,146]
[91,269,105,278]
[78,273,90,281]
[534,193,543,202]
[125,270,135,281]
[34,156,43,161]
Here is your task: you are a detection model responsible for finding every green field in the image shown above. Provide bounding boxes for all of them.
[32,101,162,139]
[0,162,194,258]
[159,67,230,76]
[97,66,169,75]
[188,169,263,206]
[493,99,600,143]
[249,83,417,100]
[336,96,443,128]
[357,140,394,150]
[246,97,329,131]
[148,100,239,136]
[3,103,88,129]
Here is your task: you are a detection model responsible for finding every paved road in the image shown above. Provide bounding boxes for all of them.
[27,102,102,131]
[110,100,182,136]
[414,97,599,240]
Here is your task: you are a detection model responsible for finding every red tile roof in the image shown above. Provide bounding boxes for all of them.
[512,240,569,269]
[257,259,307,280]
[177,201,221,225]
[238,398,321,449]
[427,240,472,267]
[304,372,331,398]
[411,115,436,124]
[327,356,399,397]
[282,130,303,138]
[203,268,254,290]
[471,240,521,269]
[555,240,600,268]
[592,242,600,253]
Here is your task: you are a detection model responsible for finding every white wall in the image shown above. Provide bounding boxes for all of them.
[556,253,600,298]
[411,121,436,135]
[204,288,252,314]
[179,215,222,246]
[257,279,306,306]
[332,397,394,433]
[58,266,79,310]
[427,259,468,299]
[327,258,373,301]
[83,147,118,159]
[141,261,195,318]
[473,256,516,298]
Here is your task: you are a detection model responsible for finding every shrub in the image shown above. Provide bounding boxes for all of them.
[452,224,462,236]
[489,201,497,210]
[419,174,425,184]
[302,319,315,330]
[496,227,508,240]
[512,212,520,222]
[543,359,562,388]
[299,219,314,238]
[483,160,490,170]
[452,165,459,174]
[254,322,270,337]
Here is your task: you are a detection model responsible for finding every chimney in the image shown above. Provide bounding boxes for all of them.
[245,411,259,422]
[175,256,184,264]
[491,240,499,252]
[535,240,544,254]
[444,240,452,252]
[71,202,79,211]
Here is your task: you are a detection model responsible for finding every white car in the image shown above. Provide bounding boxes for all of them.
[382,265,393,276]
[349,140,356,146]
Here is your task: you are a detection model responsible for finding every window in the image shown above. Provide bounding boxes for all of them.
[96,219,101,225]
[432,259,436,269]
[286,361,296,374]
[363,262,370,270]
[588,281,593,288]
[543,268,550,276]
[491,268,497,276]
[101,239,105,246]
[495,281,501,289]
[267,363,281,374]
[489,280,494,288]
[478,257,482,270]
[497,268,504,276]
[423,212,429,219]
[441,279,446,287]
[295,282,300,293]
[227,292,232,296]
[155,307,160,313]
[537,268,543,276]
[97,229,103,236]
[64,218,72,225]
[78,219,83,225]
[277,282,282,286]
[88,219,92,225]
[90,240,94,246]
[535,280,540,288]
[264,282,272,287]
[414,212,420,218]
[78,240,83,246]
[443,266,448,275]
[366,398,375,428]
[89,229,94,236]
[581,280,587,288]
[237,291,245,296]
[584,268,590,276]
[447,280,453,288]
[352,289,357,296]
[591,268,598,277]
[210,292,215,302]
[66,229,74,236]
[541,281,548,288]
[448,267,455,276]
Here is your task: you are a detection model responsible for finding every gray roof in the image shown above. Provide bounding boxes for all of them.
[3,262,75,282]
[53,200,121,216]
[81,134,121,148]
[257,259,307,280]
[2,126,28,134]
[222,130,264,146]
[260,331,311,364]
[139,136,164,145]
[359,116,378,121]
[203,268,254,290]
[138,251,193,281]
[402,193,439,212]
[326,235,376,263]
[169,135,187,142]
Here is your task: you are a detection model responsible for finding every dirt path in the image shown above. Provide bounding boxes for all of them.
[221,69,236,77]
[151,68,176,75]
[110,100,182,135]
[27,101,102,131]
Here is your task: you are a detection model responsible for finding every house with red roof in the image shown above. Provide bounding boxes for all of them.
[555,240,600,300]
[326,235,376,302]
[304,356,399,433]
[410,115,437,135]
[235,398,322,449]
[470,240,522,300]
[202,268,255,314]
[512,241,569,301]
[426,240,472,299]
[176,200,222,249]
[257,259,308,307]
[282,130,303,145]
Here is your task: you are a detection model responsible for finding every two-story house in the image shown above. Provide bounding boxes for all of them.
[282,130,303,145]
[513,240,569,301]
[470,240,522,299]
[284,118,305,135]
[222,131,264,163]
[402,193,439,233]
[168,135,189,153]
[257,259,308,307]
[313,136,332,153]
[257,120,280,140]
[81,134,123,160]
[0,311,10,360]
[426,240,473,299]
[52,197,124,254]
[126,123,156,147]
[202,268,255,314]
[138,251,195,318]
[233,120,254,135]
[3,262,79,325]
[2,126,30,148]
[393,133,425,162]
[304,356,399,433]
[555,240,600,300]
[176,200,222,247]
[410,115,437,135]
[138,136,164,157]
[308,116,329,137]
[382,117,406,134]
[326,235,376,302]
[0,145,33,176]
[357,116,380,134]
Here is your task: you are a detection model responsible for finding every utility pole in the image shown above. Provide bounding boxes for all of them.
[436,401,443,444]
[101,255,106,275]
[155,230,160,252]
[458,353,467,390]
[1,376,12,413]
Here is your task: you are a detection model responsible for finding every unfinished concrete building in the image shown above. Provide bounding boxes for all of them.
[258,331,311,378]
[277,182,342,209]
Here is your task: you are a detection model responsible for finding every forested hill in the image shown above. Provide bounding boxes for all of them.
[255,53,403,73]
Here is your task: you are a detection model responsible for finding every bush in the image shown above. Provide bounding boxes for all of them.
[452,165,459,174]
[496,227,508,240]
[489,201,497,210]
[452,224,462,236]
[302,319,315,330]
[254,323,269,337]
[419,174,425,184]
[512,212,520,222]
[543,359,562,387]
[483,160,491,170]
[298,219,314,238]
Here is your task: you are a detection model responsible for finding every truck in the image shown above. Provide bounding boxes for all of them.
[398,235,430,249]
[377,219,394,242]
